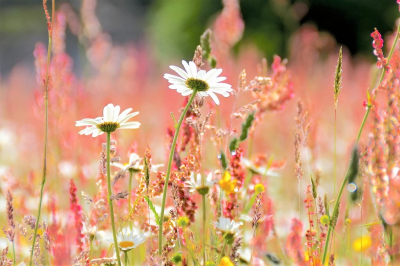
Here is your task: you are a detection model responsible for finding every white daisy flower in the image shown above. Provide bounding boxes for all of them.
[108,230,149,252]
[76,103,140,137]
[186,172,215,195]
[112,153,164,173]
[164,60,233,105]
[212,216,243,234]
[212,216,243,244]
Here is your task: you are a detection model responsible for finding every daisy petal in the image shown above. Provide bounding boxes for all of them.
[119,122,141,129]
[113,105,120,122]
[182,60,194,78]
[204,69,222,82]
[170,66,189,79]
[164,74,185,82]
[207,91,220,105]
[118,112,139,125]
[103,104,114,122]
[189,61,198,78]
[118,108,133,121]
[181,90,194,96]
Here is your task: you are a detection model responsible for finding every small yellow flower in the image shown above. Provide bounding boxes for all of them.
[219,256,234,266]
[304,251,309,261]
[219,171,236,194]
[254,183,265,194]
[353,236,372,252]
[177,216,190,227]
[320,215,329,225]
[36,228,43,236]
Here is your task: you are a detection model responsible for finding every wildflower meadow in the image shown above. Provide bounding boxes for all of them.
[1,0,400,265]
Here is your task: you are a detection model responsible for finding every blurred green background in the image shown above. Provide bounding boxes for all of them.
[0,0,398,75]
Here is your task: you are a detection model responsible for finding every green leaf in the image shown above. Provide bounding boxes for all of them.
[347,145,359,184]
[219,151,228,170]
[310,175,317,199]
[144,196,160,225]
[229,138,239,153]
[239,112,255,142]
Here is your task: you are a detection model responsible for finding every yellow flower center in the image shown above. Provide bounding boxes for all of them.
[185,78,210,91]
[254,183,265,194]
[119,241,134,249]
[196,186,210,195]
[97,122,119,133]
[177,216,190,227]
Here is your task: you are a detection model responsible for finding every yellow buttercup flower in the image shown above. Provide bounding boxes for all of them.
[320,215,329,225]
[353,235,372,252]
[219,256,234,266]
[254,183,265,194]
[177,216,190,227]
[219,171,236,194]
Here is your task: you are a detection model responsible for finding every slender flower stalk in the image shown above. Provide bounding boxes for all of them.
[218,240,228,264]
[333,46,342,256]
[128,169,134,264]
[322,20,400,264]
[333,46,342,198]
[76,104,140,265]
[30,1,54,265]
[128,170,134,229]
[158,90,198,254]
[160,60,232,253]
[202,194,207,264]
[106,132,122,266]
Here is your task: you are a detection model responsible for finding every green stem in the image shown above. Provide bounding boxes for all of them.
[158,90,198,255]
[334,109,337,198]
[322,18,400,264]
[124,251,128,266]
[243,172,253,196]
[89,238,93,261]
[322,108,371,264]
[329,225,357,265]
[243,193,257,214]
[128,170,134,264]
[217,241,227,265]
[128,171,133,231]
[106,132,122,266]
[333,109,337,255]
[12,241,15,266]
[29,27,53,266]
[202,194,207,264]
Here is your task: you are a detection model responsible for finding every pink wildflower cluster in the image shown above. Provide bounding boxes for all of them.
[371,28,387,69]
[69,180,84,253]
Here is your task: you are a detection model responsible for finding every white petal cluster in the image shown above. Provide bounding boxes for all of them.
[212,216,243,234]
[113,153,163,172]
[76,103,140,137]
[164,60,233,105]
[185,172,215,193]
[108,230,149,252]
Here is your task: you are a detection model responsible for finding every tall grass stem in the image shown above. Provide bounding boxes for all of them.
[29,1,54,263]
[106,132,122,266]
[158,90,198,254]
[322,18,400,264]
[202,194,207,264]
